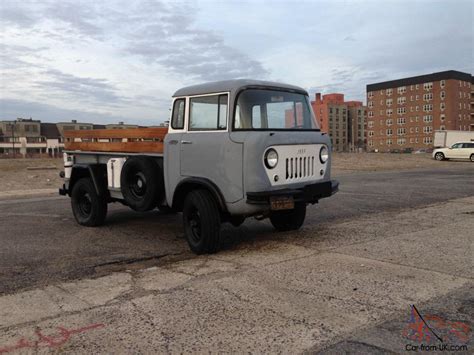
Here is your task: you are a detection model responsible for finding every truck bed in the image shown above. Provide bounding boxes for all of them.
[64,127,168,154]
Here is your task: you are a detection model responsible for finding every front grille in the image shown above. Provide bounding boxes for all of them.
[285,155,316,180]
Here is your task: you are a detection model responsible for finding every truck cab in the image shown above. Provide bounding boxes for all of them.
[61,80,338,254]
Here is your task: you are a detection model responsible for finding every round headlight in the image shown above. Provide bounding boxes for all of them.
[320,146,329,164]
[264,149,278,169]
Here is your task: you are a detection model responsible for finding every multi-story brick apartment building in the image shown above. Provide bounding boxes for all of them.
[366,70,473,152]
[311,93,367,152]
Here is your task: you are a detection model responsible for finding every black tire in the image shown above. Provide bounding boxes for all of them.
[183,189,221,254]
[229,216,245,227]
[157,205,176,214]
[71,177,107,226]
[434,152,445,161]
[270,203,306,232]
[121,156,164,212]
[470,154,474,162]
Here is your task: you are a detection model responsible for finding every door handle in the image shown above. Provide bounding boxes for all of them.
[181,140,193,144]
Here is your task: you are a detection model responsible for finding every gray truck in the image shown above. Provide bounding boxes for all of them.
[59,80,339,254]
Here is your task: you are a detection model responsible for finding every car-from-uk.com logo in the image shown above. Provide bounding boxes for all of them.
[402,305,470,352]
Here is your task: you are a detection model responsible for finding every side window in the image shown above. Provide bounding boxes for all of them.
[452,143,461,148]
[189,94,228,131]
[171,99,185,129]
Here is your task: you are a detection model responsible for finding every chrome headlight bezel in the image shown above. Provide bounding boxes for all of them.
[319,145,329,164]
[264,148,278,169]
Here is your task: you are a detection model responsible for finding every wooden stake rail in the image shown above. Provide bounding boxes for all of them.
[64,128,168,153]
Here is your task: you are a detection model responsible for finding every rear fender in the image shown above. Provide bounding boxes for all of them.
[69,164,108,197]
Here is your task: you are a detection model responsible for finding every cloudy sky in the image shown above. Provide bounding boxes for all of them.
[0,0,472,125]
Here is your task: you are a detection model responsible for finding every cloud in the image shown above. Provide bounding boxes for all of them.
[34,69,126,106]
[0,98,156,126]
[118,2,268,81]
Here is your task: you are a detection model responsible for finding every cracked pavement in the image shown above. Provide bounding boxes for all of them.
[0,166,473,353]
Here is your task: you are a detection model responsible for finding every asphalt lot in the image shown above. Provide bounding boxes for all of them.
[0,164,473,296]
[0,163,473,353]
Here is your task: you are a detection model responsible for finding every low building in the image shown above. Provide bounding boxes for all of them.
[0,119,149,158]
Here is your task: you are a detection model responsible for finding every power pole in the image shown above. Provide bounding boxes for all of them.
[11,121,16,158]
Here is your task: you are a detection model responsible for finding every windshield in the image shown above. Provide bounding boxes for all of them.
[233,89,320,131]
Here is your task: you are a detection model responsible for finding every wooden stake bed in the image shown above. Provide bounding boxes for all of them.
[64,128,168,154]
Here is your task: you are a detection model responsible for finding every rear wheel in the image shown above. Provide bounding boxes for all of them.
[470,154,474,162]
[270,203,306,231]
[121,156,163,212]
[71,177,107,226]
[435,152,445,161]
[183,189,221,254]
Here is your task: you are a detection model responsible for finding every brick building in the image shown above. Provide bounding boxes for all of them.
[366,70,473,152]
[311,93,367,152]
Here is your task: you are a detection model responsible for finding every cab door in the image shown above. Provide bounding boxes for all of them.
[164,98,185,206]
[180,93,243,203]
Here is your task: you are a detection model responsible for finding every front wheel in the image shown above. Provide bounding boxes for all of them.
[183,190,221,254]
[435,152,445,161]
[71,177,107,226]
[270,203,306,232]
[470,154,474,162]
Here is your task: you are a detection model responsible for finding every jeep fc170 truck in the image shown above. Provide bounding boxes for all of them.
[60,80,339,254]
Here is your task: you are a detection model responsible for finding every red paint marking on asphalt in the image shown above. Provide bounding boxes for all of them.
[0,323,105,354]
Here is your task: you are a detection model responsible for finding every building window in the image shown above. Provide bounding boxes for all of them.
[440,102,445,111]
[386,109,393,116]
[415,84,419,90]
[397,107,406,114]
[423,115,433,123]
[423,137,433,144]
[423,126,433,134]
[397,138,406,145]
[415,127,419,133]
[410,95,414,101]
[397,97,406,105]
[410,85,414,91]
[386,119,393,126]
[386,139,392,145]
[397,128,406,135]
[397,86,406,94]
[368,111,373,117]
[440,125,445,130]
[440,91,445,100]
[440,80,445,88]
[397,117,406,125]
[423,82,433,90]
[368,101,373,108]
[440,114,445,121]
[423,104,433,112]
[386,88,393,96]
[415,95,419,100]
[368,131,374,137]
[386,128,393,136]
[423,93,433,101]
[368,91,374,98]
[386,98,393,106]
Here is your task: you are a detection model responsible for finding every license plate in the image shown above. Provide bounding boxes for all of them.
[270,196,295,210]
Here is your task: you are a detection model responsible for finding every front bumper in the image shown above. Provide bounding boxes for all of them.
[246,180,339,205]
